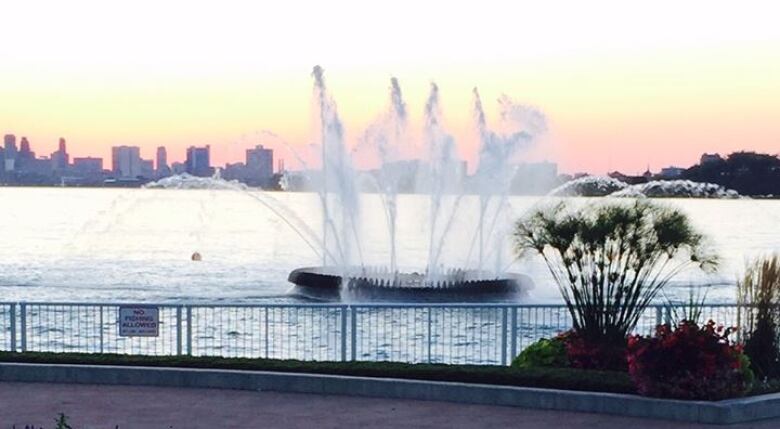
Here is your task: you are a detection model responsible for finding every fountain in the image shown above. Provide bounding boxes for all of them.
[286,66,541,301]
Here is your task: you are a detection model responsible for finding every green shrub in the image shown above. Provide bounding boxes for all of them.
[0,351,635,394]
[55,413,73,429]
[512,337,569,368]
[739,353,756,388]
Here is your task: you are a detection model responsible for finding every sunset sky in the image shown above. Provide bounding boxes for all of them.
[1,0,778,174]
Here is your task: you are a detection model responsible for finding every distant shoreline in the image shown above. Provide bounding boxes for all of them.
[0,184,778,198]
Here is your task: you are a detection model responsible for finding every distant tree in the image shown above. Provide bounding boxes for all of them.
[684,152,780,196]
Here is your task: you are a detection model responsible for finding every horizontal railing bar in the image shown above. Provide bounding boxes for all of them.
[8,301,753,309]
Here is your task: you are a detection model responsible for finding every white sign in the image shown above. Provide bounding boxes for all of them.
[119,306,160,337]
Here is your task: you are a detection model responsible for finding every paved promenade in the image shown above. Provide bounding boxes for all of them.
[1,382,778,429]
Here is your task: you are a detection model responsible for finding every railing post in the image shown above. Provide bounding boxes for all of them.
[263,308,269,358]
[186,306,193,356]
[176,306,183,356]
[99,305,104,354]
[501,307,508,366]
[510,307,518,360]
[655,306,663,329]
[9,304,16,352]
[340,305,348,362]
[664,306,672,325]
[350,306,357,361]
[19,303,27,352]
[427,307,433,363]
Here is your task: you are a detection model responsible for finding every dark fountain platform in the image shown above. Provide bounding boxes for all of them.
[288,266,533,302]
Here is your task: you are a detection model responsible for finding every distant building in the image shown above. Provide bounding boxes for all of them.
[222,162,246,182]
[15,137,36,169]
[510,161,559,195]
[112,146,142,178]
[245,145,274,184]
[3,134,16,155]
[171,162,186,175]
[73,157,103,173]
[608,171,649,185]
[16,157,54,184]
[700,153,723,165]
[155,146,170,177]
[370,159,421,193]
[659,166,686,179]
[2,137,52,183]
[141,159,155,179]
[185,145,212,177]
[557,173,573,183]
[4,134,17,172]
[18,137,34,160]
[50,137,70,172]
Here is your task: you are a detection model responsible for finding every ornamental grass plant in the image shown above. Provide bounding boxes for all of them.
[737,255,780,379]
[515,200,716,370]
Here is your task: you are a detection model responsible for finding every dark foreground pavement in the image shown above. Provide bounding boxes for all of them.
[1,382,778,429]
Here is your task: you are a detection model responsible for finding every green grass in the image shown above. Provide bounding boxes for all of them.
[0,351,635,394]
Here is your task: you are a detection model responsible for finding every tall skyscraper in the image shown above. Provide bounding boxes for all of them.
[3,134,16,154]
[156,146,168,171]
[19,137,31,155]
[51,137,70,171]
[185,145,212,177]
[112,146,142,179]
[17,137,35,166]
[245,145,274,182]
[3,134,17,172]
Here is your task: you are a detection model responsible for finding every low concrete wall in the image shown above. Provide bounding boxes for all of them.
[1,363,779,425]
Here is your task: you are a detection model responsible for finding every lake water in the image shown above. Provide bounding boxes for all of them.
[1,187,778,304]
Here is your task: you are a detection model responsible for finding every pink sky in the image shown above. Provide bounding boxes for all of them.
[1,1,778,175]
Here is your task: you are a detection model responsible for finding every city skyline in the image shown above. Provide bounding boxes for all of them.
[7,129,772,196]
[1,133,279,186]
[1,1,779,174]
[2,130,743,178]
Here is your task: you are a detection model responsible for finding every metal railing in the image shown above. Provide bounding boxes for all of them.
[0,302,745,366]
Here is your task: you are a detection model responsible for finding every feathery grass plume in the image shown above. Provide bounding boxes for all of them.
[737,254,780,379]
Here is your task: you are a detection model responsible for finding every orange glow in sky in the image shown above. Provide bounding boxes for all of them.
[1,0,778,174]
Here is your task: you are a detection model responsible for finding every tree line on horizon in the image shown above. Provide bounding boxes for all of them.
[683,151,780,196]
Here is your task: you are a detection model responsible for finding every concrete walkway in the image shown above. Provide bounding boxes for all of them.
[1,382,778,429]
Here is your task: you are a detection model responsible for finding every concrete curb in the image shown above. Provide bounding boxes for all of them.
[1,363,779,425]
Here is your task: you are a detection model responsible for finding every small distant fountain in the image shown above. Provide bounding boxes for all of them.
[610,180,740,198]
[548,176,741,199]
[549,176,628,197]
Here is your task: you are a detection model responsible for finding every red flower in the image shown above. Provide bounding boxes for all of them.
[626,320,751,400]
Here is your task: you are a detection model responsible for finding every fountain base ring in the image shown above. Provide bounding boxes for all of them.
[288,267,532,302]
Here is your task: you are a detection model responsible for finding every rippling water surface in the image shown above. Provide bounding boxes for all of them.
[1,187,778,303]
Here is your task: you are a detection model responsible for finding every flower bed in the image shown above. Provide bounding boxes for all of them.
[627,321,754,400]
